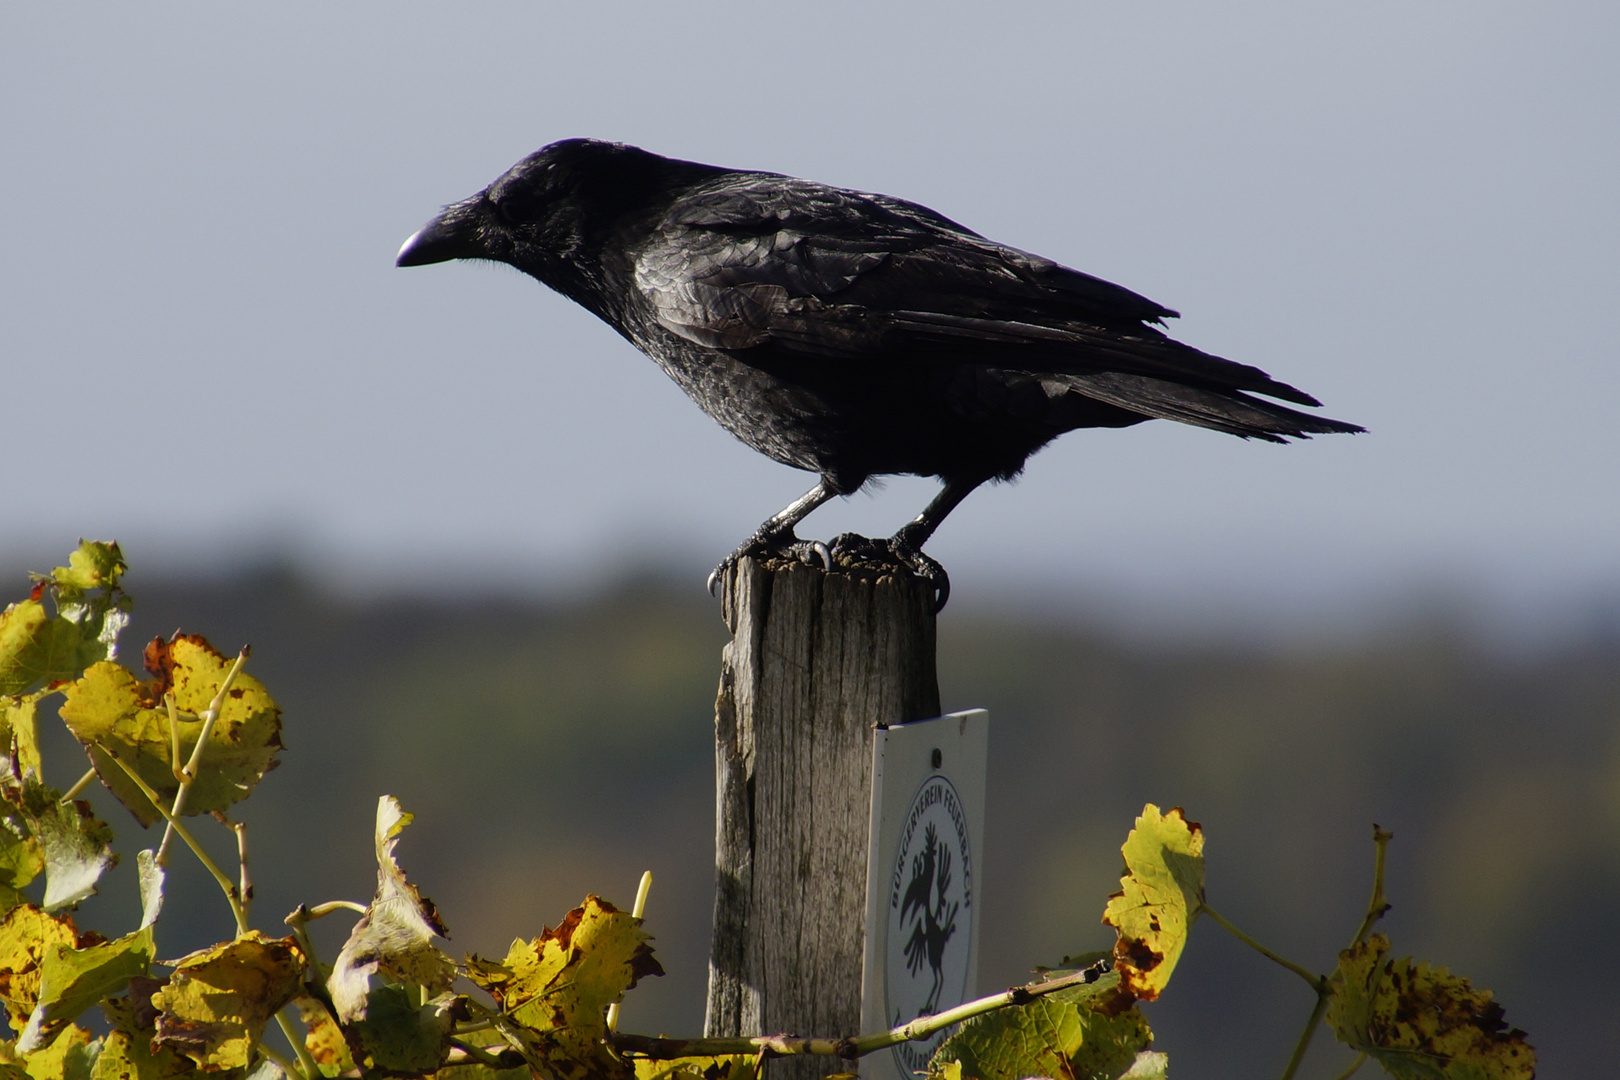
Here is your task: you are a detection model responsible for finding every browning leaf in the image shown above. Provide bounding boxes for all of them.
[18,927,155,1053]
[1101,805,1203,1002]
[58,637,282,827]
[0,906,89,1035]
[465,896,663,1080]
[1327,934,1536,1079]
[151,933,305,1072]
[327,797,455,1025]
[295,998,354,1079]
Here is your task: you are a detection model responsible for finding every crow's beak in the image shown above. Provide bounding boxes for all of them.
[396,202,487,267]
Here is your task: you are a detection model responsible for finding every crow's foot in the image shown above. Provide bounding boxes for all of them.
[830,533,951,613]
[707,530,831,596]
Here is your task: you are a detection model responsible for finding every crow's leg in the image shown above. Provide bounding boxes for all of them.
[707,477,839,595]
[887,475,990,613]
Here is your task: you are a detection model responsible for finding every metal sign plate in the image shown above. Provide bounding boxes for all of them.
[860,709,988,1080]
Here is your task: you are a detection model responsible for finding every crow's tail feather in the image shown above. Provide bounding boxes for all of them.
[1056,371,1365,442]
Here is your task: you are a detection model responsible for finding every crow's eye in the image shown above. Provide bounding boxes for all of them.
[490,195,526,227]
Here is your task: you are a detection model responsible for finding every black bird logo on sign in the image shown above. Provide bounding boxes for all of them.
[898,823,959,1017]
[399,140,1362,609]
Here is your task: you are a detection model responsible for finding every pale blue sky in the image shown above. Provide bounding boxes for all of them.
[4,3,1616,629]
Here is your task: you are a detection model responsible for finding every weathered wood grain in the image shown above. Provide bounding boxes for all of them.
[706,555,940,1078]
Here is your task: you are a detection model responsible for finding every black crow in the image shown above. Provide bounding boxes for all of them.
[398,139,1361,609]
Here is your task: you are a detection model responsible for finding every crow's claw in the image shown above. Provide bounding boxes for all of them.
[890,538,950,613]
[708,530,832,596]
[830,533,951,612]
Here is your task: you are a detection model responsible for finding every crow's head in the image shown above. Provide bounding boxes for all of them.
[397,139,709,292]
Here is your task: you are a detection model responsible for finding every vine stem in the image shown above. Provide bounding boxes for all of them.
[157,648,249,863]
[1200,905,1323,990]
[59,768,98,804]
[99,745,248,935]
[615,959,1113,1061]
[606,871,652,1033]
[1329,1051,1368,1080]
[272,1007,321,1080]
[256,1044,304,1080]
[1278,826,1395,1080]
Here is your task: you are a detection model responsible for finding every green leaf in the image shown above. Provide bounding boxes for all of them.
[49,544,126,599]
[632,1057,755,1080]
[342,986,461,1076]
[151,932,305,1072]
[465,896,663,1080]
[0,814,44,904]
[58,637,282,827]
[0,906,85,1036]
[0,543,130,699]
[2,779,116,912]
[928,967,1152,1080]
[1327,934,1535,1079]
[0,602,76,699]
[18,927,155,1053]
[1118,1050,1168,1079]
[328,797,455,1024]
[18,1022,98,1080]
[1101,804,1203,1002]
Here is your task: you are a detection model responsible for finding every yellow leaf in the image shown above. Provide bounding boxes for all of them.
[466,896,663,1080]
[1327,934,1536,1080]
[296,998,354,1079]
[2,695,45,780]
[59,637,282,827]
[1100,805,1203,1002]
[0,907,84,1036]
[20,1023,96,1080]
[151,932,304,1072]
[94,980,195,1080]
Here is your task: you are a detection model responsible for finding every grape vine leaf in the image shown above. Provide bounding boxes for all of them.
[2,778,117,912]
[296,998,355,1079]
[18,927,155,1053]
[1326,933,1535,1079]
[0,906,87,1036]
[632,1056,755,1080]
[928,966,1153,1080]
[151,932,305,1072]
[0,810,44,910]
[1101,804,1203,1002]
[2,695,46,780]
[328,797,456,1024]
[95,978,201,1080]
[15,1021,97,1080]
[0,542,129,698]
[58,636,283,827]
[465,895,663,1080]
[344,986,463,1076]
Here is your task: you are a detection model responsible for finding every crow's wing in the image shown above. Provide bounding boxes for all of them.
[633,174,1332,411]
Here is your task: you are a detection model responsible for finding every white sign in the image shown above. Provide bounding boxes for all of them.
[860,710,988,1080]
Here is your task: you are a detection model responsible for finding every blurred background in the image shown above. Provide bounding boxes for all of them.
[4,3,1617,1077]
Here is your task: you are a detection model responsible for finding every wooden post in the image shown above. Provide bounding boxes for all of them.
[706,555,941,1077]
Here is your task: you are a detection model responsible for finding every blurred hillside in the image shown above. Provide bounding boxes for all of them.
[23,562,1618,1078]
